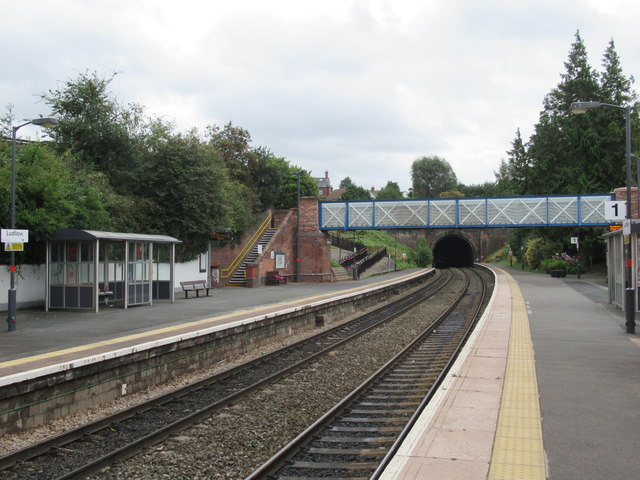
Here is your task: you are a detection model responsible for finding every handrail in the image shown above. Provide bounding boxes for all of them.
[221,213,272,279]
[356,247,387,276]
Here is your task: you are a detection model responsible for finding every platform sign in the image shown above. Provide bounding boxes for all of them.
[1,229,29,243]
[604,201,626,221]
[4,243,24,252]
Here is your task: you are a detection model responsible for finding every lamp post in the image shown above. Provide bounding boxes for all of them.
[571,101,635,333]
[295,170,301,283]
[6,117,58,332]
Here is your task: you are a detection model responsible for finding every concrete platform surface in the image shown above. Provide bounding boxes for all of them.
[0,269,422,372]
[381,265,640,480]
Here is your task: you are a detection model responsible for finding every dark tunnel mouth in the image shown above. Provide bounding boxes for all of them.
[433,234,475,268]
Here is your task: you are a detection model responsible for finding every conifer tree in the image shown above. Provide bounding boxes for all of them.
[525,31,602,194]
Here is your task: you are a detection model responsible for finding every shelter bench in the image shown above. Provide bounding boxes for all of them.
[266,271,287,286]
[180,280,211,298]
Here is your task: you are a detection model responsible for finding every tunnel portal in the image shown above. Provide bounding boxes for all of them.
[433,234,475,268]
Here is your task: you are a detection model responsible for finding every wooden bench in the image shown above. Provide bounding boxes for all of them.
[266,271,287,286]
[180,280,211,298]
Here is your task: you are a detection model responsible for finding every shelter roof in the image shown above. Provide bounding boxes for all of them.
[49,228,181,244]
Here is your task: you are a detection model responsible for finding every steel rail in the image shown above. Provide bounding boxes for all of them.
[369,265,490,479]
[1,270,451,480]
[245,266,491,479]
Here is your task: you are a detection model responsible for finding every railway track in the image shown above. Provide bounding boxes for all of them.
[246,266,492,479]
[1,269,456,480]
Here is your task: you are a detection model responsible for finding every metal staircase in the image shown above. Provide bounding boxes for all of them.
[225,229,277,286]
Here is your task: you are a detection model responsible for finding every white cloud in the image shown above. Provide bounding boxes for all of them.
[2,0,638,193]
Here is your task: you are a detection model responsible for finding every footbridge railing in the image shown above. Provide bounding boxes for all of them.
[319,194,615,230]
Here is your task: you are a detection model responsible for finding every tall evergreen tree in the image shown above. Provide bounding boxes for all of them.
[498,128,529,195]
[525,31,603,194]
[597,39,640,190]
[505,32,638,266]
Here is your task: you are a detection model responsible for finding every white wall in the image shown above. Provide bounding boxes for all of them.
[0,259,208,312]
[0,264,46,311]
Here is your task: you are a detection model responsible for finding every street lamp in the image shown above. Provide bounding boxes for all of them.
[295,170,301,283]
[7,117,58,331]
[571,101,635,333]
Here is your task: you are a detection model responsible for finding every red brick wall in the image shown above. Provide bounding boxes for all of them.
[298,197,332,282]
[256,210,296,279]
[213,200,332,286]
[614,187,639,219]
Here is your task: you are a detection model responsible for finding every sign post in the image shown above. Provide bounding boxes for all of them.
[2,229,29,332]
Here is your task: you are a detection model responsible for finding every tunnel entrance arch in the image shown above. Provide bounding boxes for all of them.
[433,232,475,268]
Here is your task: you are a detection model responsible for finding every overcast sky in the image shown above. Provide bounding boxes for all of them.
[3,0,639,193]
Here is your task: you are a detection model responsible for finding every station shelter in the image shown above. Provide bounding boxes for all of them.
[604,223,640,313]
[604,187,640,316]
[46,229,181,312]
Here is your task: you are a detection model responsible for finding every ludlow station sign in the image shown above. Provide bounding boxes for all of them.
[2,229,29,252]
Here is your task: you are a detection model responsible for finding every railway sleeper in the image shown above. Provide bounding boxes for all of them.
[318,436,394,444]
[288,460,378,470]
[308,448,387,456]
[330,426,403,433]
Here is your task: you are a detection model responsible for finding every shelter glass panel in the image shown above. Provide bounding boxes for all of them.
[128,241,151,305]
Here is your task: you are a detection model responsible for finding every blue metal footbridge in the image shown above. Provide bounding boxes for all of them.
[319,194,615,230]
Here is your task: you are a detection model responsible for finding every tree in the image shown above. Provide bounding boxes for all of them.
[339,177,355,189]
[207,122,258,186]
[145,128,253,261]
[0,141,120,263]
[376,181,404,200]
[413,238,433,267]
[41,71,145,195]
[496,128,529,195]
[340,182,372,201]
[252,151,317,210]
[457,181,504,198]
[520,32,633,194]
[411,155,457,198]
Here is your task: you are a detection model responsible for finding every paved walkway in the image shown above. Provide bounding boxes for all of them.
[381,265,640,480]
[0,269,422,377]
[512,266,640,480]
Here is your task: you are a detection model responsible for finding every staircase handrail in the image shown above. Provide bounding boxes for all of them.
[339,248,368,268]
[356,247,387,277]
[221,213,273,279]
[327,233,365,254]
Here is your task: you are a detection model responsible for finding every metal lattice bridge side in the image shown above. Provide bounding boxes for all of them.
[319,194,615,230]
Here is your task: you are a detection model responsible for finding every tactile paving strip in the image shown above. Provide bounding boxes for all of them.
[488,272,546,480]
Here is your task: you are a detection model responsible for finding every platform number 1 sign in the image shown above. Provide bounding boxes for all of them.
[604,200,626,221]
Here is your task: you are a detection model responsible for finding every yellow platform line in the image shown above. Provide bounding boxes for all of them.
[488,270,546,480]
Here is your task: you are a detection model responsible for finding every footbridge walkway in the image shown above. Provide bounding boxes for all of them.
[319,194,617,230]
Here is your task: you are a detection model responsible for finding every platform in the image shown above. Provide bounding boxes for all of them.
[380,265,640,480]
[1,265,639,479]
[0,269,423,377]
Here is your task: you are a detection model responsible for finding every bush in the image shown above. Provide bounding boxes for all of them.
[541,252,578,274]
[414,238,433,268]
[524,238,545,270]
